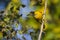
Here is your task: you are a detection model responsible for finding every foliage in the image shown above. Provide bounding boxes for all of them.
[0,0,60,40]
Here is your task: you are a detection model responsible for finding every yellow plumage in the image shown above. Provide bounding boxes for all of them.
[34,7,49,19]
[34,7,44,19]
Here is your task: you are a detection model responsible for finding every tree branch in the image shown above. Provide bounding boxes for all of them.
[38,0,48,40]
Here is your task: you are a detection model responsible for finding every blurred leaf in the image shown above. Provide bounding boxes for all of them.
[27,15,40,30]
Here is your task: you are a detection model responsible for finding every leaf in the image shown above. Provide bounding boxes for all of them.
[27,16,40,30]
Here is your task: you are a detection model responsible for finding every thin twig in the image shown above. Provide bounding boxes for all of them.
[38,0,48,40]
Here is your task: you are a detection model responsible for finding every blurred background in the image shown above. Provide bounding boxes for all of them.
[0,0,60,40]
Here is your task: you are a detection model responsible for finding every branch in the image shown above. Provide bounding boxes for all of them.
[38,0,48,40]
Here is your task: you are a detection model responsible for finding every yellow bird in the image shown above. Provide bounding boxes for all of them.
[34,7,49,20]
[34,7,44,19]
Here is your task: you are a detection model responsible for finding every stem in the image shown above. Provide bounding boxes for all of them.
[38,0,48,40]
